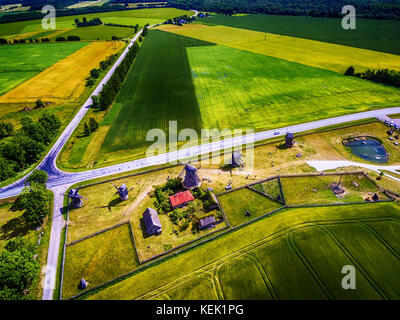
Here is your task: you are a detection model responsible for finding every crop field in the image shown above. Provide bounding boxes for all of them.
[0,7,192,38]
[86,202,400,300]
[160,24,400,74]
[99,30,212,154]
[63,224,139,299]
[0,41,124,104]
[0,42,88,97]
[280,174,390,205]
[200,14,400,55]
[84,28,400,158]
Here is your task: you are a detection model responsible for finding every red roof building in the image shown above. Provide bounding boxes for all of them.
[169,190,194,209]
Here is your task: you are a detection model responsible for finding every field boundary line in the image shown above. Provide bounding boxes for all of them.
[66,220,129,247]
[247,185,283,205]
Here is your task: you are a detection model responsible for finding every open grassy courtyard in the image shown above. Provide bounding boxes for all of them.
[85,202,400,300]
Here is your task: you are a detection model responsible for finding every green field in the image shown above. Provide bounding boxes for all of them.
[218,187,282,227]
[63,224,138,299]
[85,202,400,300]
[100,30,211,153]
[200,14,400,55]
[97,29,400,154]
[0,42,88,95]
[281,174,389,205]
[0,7,192,38]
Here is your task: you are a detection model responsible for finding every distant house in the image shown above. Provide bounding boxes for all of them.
[169,190,194,209]
[198,13,205,18]
[178,19,187,24]
[199,216,216,230]
[143,208,162,235]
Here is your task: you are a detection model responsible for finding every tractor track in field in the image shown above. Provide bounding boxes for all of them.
[121,215,396,300]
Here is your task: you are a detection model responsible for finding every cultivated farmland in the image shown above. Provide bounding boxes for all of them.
[160,24,400,73]
[200,14,400,55]
[86,203,400,300]
[0,42,88,96]
[0,41,124,104]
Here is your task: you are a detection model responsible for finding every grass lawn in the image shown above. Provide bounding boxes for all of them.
[281,174,389,205]
[160,24,400,74]
[0,41,124,104]
[63,224,138,299]
[0,42,88,96]
[218,187,282,227]
[86,202,400,300]
[200,14,400,55]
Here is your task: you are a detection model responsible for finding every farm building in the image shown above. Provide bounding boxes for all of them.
[169,190,194,209]
[285,133,295,147]
[182,163,201,189]
[198,13,205,18]
[178,19,187,24]
[143,208,162,236]
[199,216,216,230]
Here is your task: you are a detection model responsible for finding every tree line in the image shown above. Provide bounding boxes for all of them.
[74,17,102,27]
[91,41,140,111]
[0,114,61,182]
[169,0,400,20]
[85,53,119,87]
[345,66,400,87]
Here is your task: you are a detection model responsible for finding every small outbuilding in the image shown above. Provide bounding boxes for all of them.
[78,278,87,290]
[231,151,244,168]
[169,190,194,209]
[143,208,162,235]
[199,216,216,230]
[285,133,294,148]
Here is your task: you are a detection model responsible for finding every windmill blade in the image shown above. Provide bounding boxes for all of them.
[111,182,120,192]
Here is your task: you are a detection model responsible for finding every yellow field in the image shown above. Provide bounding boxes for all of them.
[0,41,124,104]
[158,24,400,73]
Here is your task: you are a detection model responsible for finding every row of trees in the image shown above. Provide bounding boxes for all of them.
[74,17,102,27]
[83,117,99,136]
[345,66,400,87]
[104,22,140,33]
[92,41,140,110]
[55,35,81,41]
[0,114,61,182]
[85,53,119,87]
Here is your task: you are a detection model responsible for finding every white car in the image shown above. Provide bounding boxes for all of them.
[273,130,280,135]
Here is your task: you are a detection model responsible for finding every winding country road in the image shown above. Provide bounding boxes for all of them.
[1,8,400,300]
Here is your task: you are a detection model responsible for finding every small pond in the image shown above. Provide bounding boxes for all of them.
[343,137,388,164]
